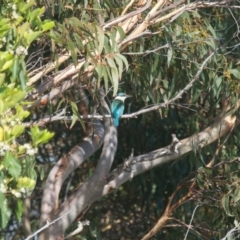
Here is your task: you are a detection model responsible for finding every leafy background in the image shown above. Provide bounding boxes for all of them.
[1,0,240,239]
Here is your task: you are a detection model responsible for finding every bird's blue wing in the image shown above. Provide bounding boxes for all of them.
[111,100,124,126]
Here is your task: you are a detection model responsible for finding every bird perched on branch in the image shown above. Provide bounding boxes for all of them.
[111,93,132,127]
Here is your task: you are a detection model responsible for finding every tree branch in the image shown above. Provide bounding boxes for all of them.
[25,51,215,125]
[102,0,152,30]
[102,105,237,195]
[39,90,117,239]
[39,91,104,239]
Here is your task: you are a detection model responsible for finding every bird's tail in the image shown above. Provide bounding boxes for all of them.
[113,117,119,127]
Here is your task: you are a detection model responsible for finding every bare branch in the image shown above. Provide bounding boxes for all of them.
[26,210,73,240]
[39,92,104,238]
[151,0,235,24]
[102,0,152,30]
[27,51,71,86]
[122,43,169,55]
[121,0,135,16]
[183,203,203,240]
[103,110,237,196]
[39,90,117,239]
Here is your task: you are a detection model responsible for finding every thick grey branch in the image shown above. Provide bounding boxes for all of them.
[39,90,105,239]
[103,112,236,194]
[39,102,237,240]
[39,91,118,239]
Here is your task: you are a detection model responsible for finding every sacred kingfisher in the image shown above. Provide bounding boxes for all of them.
[111,93,132,127]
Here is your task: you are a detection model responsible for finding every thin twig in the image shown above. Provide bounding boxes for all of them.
[25,209,72,240]
[183,203,203,240]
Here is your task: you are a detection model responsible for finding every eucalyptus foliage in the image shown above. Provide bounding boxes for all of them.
[2,0,240,239]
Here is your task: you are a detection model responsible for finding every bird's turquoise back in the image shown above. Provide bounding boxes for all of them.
[111,99,124,127]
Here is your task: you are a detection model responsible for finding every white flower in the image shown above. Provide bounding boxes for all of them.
[23,143,31,149]
[3,179,8,184]
[11,189,21,198]
[2,37,6,43]
[27,148,35,156]
[0,183,7,193]
[3,144,10,151]
[20,187,27,193]
[16,46,28,56]
[0,149,5,156]
[12,11,19,19]
[12,4,17,10]
[10,120,15,126]
[15,118,21,124]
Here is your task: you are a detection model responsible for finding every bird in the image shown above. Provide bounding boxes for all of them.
[111,93,132,127]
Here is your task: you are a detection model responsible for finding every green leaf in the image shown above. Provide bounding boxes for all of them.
[26,31,42,44]
[3,91,26,110]
[196,173,204,190]
[205,39,215,50]
[167,47,173,67]
[67,38,77,66]
[115,54,128,71]
[106,57,117,69]
[204,20,216,38]
[16,199,24,222]
[69,114,78,129]
[3,152,21,179]
[18,22,30,38]
[215,76,222,89]
[0,73,5,86]
[221,195,233,217]
[36,165,45,180]
[102,67,109,92]
[67,17,94,39]
[152,55,159,72]
[230,69,240,79]
[12,57,19,82]
[233,187,240,203]
[1,59,13,71]
[114,54,123,79]
[27,7,45,22]
[29,167,37,181]
[16,105,30,120]
[114,26,125,41]
[12,125,25,137]
[96,26,105,55]
[0,18,10,26]
[169,77,175,98]
[30,126,54,146]
[109,31,117,52]
[41,21,55,31]
[95,64,104,81]
[73,33,84,49]
[0,192,11,228]
[103,35,110,53]
[19,1,35,12]
[111,67,119,97]
[70,102,86,131]
[19,69,26,90]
